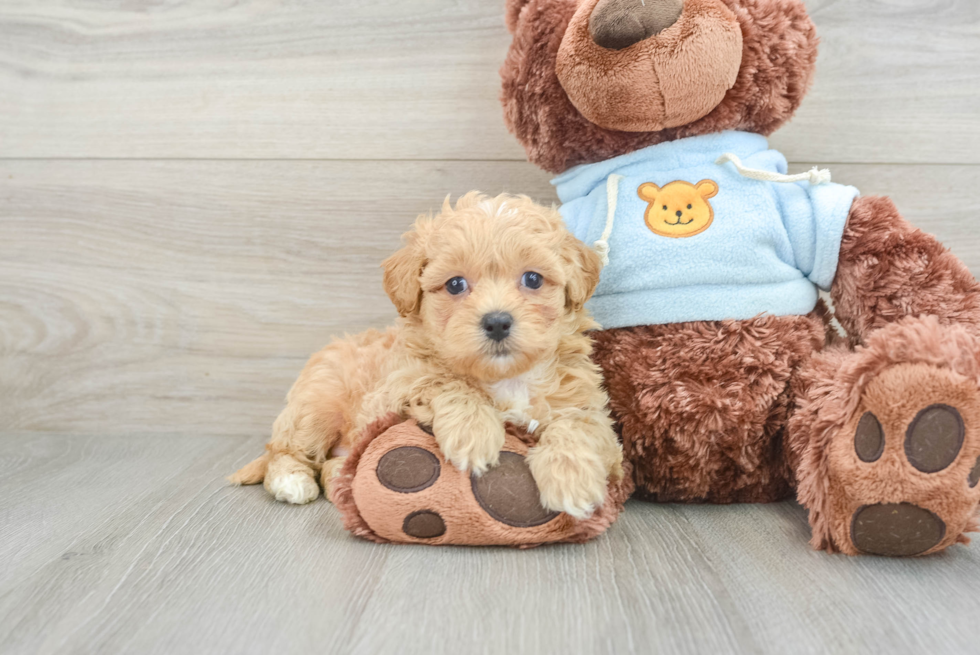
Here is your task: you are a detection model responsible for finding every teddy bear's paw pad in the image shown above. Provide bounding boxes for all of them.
[833,362,980,556]
[904,405,964,473]
[471,452,559,528]
[854,405,966,473]
[402,510,447,539]
[377,447,440,493]
[347,422,589,545]
[851,503,947,557]
[854,412,885,463]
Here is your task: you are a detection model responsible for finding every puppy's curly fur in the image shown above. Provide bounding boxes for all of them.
[230,192,623,519]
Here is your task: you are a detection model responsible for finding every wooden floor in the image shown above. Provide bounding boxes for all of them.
[2,435,979,655]
[2,1,980,653]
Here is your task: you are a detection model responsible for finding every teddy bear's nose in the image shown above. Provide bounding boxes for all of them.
[676,210,683,218]
[589,0,684,50]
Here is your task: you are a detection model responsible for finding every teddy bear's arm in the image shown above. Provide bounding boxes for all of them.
[830,195,980,343]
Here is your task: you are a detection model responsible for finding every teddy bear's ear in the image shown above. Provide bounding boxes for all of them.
[696,180,719,199]
[381,220,430,318]
[638,182,661,202]
[505,0,532,33]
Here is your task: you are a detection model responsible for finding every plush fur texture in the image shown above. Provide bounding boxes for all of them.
[231,193,623,522]
[556,0,743,132]
[789,317,980,554]
[500,0,980,555]
[831,196,980,343]
[501,0,819,173]
[329,415,634,546]
[590,199,980,552]
[589,199,980,553]
[592,312,824,503]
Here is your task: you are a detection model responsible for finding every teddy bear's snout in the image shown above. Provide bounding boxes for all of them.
[589,0,684,50]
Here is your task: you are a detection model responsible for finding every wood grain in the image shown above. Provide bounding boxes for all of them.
[769,0,980,165]
[0,433,976,655]
[2,1,979,650]
[3,160,979,438]
[672,502,980,654]
[0,0,978,163]
[0,160,554,437]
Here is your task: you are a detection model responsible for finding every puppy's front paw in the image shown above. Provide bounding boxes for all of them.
[435,417,506,476]
[526,445,607,520]
[266,471,320,504]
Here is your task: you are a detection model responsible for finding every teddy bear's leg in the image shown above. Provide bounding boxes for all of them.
[592,314,825,503]
[788,322,980,555]
[786,197,980,555]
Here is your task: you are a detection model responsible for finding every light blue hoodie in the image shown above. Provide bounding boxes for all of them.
[554,131,860,329]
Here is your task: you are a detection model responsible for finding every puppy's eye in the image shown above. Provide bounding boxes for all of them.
[663,205,668,211]
[445,277,468,295]
[687,204,692,209]
[521,271,544,290]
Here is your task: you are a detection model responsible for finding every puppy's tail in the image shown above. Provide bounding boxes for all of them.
[228,452,270,486]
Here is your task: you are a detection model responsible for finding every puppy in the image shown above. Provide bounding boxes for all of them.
[230,192,623,518]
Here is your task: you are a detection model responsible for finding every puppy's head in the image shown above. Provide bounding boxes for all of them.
[382,192,601,382]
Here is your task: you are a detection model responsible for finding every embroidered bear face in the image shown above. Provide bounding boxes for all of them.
[638,180,719,238]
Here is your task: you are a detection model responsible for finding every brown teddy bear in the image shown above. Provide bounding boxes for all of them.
[501,0,980,556]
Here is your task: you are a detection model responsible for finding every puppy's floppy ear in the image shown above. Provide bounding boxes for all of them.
[382,221,429,317]
[561,233,603,314]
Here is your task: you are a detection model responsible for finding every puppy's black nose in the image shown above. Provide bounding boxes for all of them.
[482,312,513,342]
[676,210,683,217]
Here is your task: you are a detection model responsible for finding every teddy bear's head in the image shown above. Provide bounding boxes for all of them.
[501,0,819,173]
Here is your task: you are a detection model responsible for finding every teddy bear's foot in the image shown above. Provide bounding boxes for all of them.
[328,415,631,546]
[846,376,979,556]
[814,353,980,556]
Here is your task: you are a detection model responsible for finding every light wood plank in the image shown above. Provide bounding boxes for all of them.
[799,163,980,253]
[1,1,977,651]
[0,434,976,655]
[2,161,979,438]
[672,502,980,654]
[0,159,556,437]
[0,434,391,655]
[0,1,978,163]
[770,0,980,164]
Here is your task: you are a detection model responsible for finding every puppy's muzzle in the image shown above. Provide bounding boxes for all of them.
[482,312,513,343]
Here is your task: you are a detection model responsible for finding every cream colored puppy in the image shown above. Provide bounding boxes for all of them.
[231,192,623,518]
